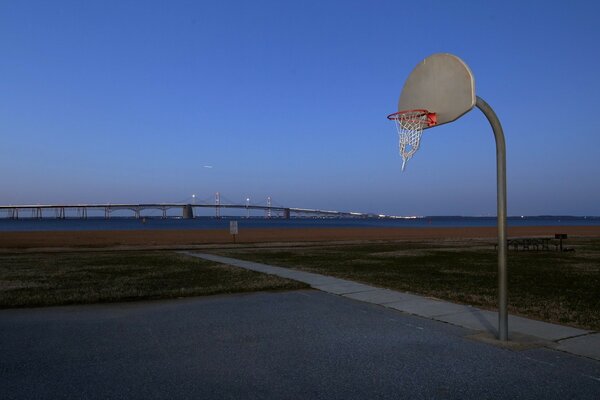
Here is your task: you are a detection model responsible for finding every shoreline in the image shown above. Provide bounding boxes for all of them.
[1,225,599,249]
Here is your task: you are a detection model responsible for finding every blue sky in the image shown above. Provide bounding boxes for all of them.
[1,0,599,216]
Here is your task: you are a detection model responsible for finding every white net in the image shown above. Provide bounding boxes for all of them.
[391,111,430,171]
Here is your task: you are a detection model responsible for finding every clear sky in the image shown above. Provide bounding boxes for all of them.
[1,0,599,216]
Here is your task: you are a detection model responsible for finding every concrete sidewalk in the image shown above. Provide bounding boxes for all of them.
[183,252,600,361]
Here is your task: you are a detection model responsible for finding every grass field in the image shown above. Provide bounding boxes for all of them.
[0,251,307,308]
[212,238,600,331]
[2,240,598,331]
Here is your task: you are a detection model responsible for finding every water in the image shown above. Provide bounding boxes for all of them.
[0,216,599,232]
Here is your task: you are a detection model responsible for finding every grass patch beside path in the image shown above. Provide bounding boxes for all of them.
[212,239,600,331]
[0,251,307,308]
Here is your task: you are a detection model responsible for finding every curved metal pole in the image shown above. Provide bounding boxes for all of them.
[475,96,508,341]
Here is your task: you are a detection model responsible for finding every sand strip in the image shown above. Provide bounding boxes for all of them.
[1,226,598,249]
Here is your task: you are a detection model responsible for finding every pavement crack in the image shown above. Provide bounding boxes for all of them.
[557,331,596,343]
[581,374,600,383]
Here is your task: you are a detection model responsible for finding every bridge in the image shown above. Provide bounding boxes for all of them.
[0,202,401,220]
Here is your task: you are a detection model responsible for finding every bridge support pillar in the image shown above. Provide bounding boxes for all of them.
[283,208,291,220]
[183,204,194,219]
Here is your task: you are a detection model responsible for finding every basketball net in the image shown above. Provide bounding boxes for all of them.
[388,110,436,171]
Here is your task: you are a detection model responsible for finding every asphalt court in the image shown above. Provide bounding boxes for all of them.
[1,290,599,399]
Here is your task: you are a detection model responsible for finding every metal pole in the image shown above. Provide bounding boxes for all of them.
[475,96,508,341]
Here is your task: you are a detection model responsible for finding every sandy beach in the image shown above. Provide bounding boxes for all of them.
[1,225,599,249]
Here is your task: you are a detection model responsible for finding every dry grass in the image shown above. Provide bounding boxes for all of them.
[0,251,307,308]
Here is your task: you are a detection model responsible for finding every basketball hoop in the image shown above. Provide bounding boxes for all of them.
[385,53,509,341]
[387,110,436,171]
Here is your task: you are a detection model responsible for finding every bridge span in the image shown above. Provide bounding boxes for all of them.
[0,203,399,220]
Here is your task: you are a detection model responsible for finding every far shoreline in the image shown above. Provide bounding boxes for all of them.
[1,225,599,249]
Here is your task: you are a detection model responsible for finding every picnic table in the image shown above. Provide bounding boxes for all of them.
[494,234,570,252]
[506,238,553,251]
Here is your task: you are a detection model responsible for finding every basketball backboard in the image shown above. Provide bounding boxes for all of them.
[398,53,476,128]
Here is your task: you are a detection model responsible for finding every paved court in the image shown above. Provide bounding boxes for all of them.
[1,290,599,399]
